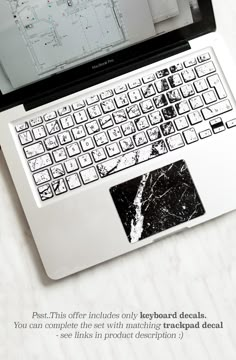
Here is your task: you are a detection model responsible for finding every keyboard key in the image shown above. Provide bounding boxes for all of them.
[86,95,99,105]
[24,142,44,159]
[80,137,94,151]
[121,121,136,136]
[97,140,167,177]
[28,154,52,172]
[170,63,183,73]
[91,148,107,162]
[101,99,115,113]
[100,89,113,100]
[167,89,182,103]
[168,74,183,88]
[66,173,81,190]
[94,132,109,146]
[52,178,67,195]
[72,100,85,110]
[87,105,102,119]
[120,137,134,152]
[126,104,141,119]
[183,128,199,144]
[60,115,74,129]
[156,68,169,78]
[133,132,148,146]
[128,79,141,89]
[174,116,189,130]
[153,94,168,109]
[58,131,72,145]
[67,142,81,157]
[181,84,195,98]
[210,118,225,134]
[114,84,127,94]
[141,84,156,98]
[188,111,203,125]
[140,99,154,113]
[147,126,161,141]
[106,142,121,157]
[128,89,142,103]
[38,184,53,201]
[166,134,185,151]
[184,58,197,67]
[149,111,163,125]
[198,53,211,63]
[46,120,61,134]
[80,167,98,184]
[182,68,196,82]
[194,79,208,92]
[72,125,86,140]
[201,100,232,120]
[78,153,93,168]
[115,94,129,108]
[199,129,212,139]
[51,164,65,178]
[160,121,175,136]
[226,119,236,128]
[203,90,217,104]
[58,105,71,116]
[30,117,43,127]
[189,96,204,110]
[53,148,67,163]
[162,106,177,120]
[44,136,59,150]
[99,114,114,129]
[19,131,33,146]
[86,120,100,135]
[33,169,51,185]
[208,74,227,99]
[65,158,79,173]
[195,61,216,77]
[155,79,169,93]
[176,101,190,115]
[44,111,57,121]
[135,116,149,131]
[113,109,127,124]
[33,126,47,140]
[15,122,29,132]
[108,126,122,141]
[142,73,155,83]
[74,110,88,124]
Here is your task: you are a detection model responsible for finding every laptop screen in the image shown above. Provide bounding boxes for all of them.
[0,0,202,95]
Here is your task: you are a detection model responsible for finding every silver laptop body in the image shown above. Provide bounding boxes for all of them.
[0,0,236,279]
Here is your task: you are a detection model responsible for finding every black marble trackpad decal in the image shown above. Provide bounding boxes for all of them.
[110,160,205,243]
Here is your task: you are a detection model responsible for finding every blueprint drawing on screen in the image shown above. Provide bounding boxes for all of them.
[7,0,126,75]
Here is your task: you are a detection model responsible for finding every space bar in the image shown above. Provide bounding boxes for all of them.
[97,139,168,178]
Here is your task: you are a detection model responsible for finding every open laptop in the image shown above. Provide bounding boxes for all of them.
[1,0,236,279]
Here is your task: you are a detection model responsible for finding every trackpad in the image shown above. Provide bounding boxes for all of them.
[110,160,205,243]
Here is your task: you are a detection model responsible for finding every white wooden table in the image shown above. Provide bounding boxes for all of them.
[0,1,236,359]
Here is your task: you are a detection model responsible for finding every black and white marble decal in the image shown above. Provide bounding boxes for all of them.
[110,160,205,243]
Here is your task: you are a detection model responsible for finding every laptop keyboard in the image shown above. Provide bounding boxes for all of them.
[14,49,236,202]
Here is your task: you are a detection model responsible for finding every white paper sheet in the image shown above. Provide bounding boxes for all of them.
[148,0,179,23]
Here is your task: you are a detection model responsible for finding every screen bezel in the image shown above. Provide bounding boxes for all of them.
[0,0,215,112]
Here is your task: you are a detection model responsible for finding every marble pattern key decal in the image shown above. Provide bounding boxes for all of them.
[110,160,205,243]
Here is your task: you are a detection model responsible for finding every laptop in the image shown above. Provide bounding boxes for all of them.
[1,0,236,279]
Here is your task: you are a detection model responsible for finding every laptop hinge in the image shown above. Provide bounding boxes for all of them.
[24,40,190,111]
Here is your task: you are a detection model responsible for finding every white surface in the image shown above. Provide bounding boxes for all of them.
[0,0,236,358]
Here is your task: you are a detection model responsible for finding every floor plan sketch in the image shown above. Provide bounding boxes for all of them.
[7,0,126,75]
